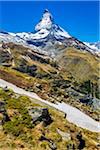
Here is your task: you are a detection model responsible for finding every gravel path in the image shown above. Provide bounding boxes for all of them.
[0,78,99,132]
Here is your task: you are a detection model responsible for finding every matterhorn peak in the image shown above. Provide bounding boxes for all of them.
[44,9,50,13]
[35,9,53,31]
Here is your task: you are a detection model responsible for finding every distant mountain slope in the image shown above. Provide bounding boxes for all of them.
[57,47,99,83]
[84,42,100,51]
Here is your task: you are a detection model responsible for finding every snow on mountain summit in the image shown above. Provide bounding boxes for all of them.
[35,9,53,31]
[0,9,71,44]
[0,9,99,56]
[34,9,71,40]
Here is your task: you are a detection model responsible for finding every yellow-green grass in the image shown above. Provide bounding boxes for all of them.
[57,47,99,83]
[0,88,99,150]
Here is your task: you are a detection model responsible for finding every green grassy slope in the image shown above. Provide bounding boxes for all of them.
[0,88,99,150]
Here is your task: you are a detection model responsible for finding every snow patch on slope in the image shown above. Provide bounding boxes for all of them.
[0,78,100,132]
[53,25,71,38]
[84,42,99,51]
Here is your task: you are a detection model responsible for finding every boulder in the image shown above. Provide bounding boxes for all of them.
[77,132,86,149]
[39,135,57,150]
[56,128,71,141]
[49,141,57,150]
[0,101,10,125]
[28,107,52,126]
[3,86,9,92]
[92,98,100,110]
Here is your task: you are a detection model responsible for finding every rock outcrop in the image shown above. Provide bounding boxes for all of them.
[0,101,10,125]
[0,43,13,66]
[28,107,52,126]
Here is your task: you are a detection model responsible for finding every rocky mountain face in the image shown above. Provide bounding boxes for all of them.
[0,9,99,120]
[0,41,99,121]
[0,43,13,66]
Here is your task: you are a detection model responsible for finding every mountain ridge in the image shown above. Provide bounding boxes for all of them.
[0,9,99,57]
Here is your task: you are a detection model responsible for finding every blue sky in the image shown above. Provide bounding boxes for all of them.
[0,1,99,42]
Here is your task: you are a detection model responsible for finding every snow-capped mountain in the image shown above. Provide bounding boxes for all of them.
[84,42,100,51]
[0,31,44,53]
[0,9,99,56]
[16,9,71,41]
[93,42,100,50]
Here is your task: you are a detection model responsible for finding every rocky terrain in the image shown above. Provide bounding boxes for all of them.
[0,41,99,121]
[0,88,99,150]
[0,9,100,150]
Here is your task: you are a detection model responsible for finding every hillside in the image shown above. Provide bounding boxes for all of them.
[0,42,99,121]
[0,8,100,150]
[57,47,99,83]
[0,88,99,150]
